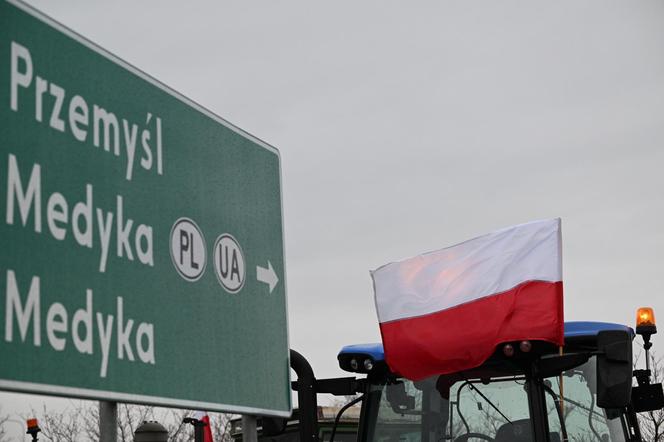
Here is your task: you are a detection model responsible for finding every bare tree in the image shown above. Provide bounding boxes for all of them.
[477,405,506,435]
[117,403,154,442]
[78,402,189,441]
[0,407,10,442]
[160,408,191,442]
[29,403,84,442]
[209,412,233,442]
[81,402,100,441]
[23,401,234,442]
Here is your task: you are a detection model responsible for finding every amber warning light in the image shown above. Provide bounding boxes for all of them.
[636,307,657,336]
[26,418,41,440]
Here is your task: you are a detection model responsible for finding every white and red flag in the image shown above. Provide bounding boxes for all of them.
[371,218,563,380]
[193,411,214,442]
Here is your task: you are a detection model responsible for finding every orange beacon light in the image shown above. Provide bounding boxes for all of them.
[636,307,657,336]
[632,307,664,412]
[26,418,41,441]
[636,307,657,372]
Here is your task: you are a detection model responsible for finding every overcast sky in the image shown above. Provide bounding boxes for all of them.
[3,0,664,438]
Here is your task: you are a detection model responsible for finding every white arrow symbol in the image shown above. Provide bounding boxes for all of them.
[256,261,279,294]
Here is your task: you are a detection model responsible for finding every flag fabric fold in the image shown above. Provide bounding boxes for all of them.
[371,218,563,380]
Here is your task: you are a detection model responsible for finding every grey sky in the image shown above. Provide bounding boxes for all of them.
[3,0,664,437]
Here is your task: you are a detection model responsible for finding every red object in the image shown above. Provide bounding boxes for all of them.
[379,280,563,380]
[201,414,214,442]
[194,411,214,442]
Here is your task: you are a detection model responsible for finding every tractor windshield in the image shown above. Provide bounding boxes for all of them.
[365,357,628,442]
[367,376,532,442]
[543,357,626,442]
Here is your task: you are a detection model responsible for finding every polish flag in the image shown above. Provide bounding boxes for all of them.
[193,411,214,442]
[371,218,563,380]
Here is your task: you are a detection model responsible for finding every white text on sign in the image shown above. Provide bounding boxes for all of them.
[4,269,156,378]
[5,153,154,273]
[10,41,163,182]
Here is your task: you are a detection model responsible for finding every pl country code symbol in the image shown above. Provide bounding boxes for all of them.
[170,218,207,281]
[214,233,246,293]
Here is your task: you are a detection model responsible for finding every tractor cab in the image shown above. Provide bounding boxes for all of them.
[334,321,660,442]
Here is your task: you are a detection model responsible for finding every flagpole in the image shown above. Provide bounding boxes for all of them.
[558,346,564,418]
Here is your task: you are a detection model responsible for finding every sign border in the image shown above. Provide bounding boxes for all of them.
[2,0,292,416]
[0,379,292,417]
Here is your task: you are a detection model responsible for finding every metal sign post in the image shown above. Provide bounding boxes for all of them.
[242,415,258,442]
[99,401,117,442]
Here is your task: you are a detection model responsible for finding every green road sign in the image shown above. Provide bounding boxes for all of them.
[0,0,291,416]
